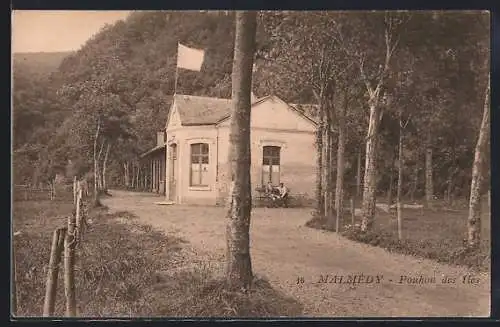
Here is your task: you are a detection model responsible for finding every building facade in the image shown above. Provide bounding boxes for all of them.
[141,94,318,205]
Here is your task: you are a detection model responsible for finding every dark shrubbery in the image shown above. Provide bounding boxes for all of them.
[340,223,489,271]
[305,205,490,272]
[253,194,313,208]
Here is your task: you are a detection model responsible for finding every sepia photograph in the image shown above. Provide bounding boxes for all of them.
[11,10,490,318]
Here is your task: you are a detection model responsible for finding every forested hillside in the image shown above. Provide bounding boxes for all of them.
[13,51,71,145]
[14,51,71,77]
[12,10,489,206]
[12,11,291,186]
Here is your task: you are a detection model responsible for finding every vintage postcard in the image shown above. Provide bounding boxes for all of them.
[11,10,491,318]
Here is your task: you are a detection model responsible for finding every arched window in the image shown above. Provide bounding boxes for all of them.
[262,146,281,185]
[190,143,209,186]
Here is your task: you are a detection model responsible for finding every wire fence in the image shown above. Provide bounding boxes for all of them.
[13,184,83,202]
[12,179,90,317]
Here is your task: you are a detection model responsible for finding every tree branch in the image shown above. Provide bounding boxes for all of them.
[402,113,411,129]
[312,88,321,105]
[378,107,385,124]
[93,117,101,162]
[97,138,106,162]
[359,56,374,97]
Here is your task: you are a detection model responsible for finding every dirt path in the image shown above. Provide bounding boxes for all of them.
[102,190,490,317]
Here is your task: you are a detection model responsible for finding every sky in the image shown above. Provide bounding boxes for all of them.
[12,11,132,53]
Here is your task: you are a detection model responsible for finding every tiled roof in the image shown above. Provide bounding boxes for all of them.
[173,94,232,125]
[173,94,318,126]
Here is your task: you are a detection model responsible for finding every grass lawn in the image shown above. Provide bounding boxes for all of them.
[306,199,490,272]
[12,198,302,317]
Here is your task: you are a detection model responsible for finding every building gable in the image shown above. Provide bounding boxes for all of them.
[165,102,183,130]
[218,96,317,132]
[167,94,317,131]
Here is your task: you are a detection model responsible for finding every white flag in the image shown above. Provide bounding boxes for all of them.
[177,43,205,71]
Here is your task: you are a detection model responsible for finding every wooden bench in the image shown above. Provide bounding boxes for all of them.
[254,186,291,208]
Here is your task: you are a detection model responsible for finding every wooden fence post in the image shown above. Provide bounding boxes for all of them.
[43,227,66,317]
[64,204,78,316]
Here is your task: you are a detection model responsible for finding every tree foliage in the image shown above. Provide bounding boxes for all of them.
[13,10,489,215]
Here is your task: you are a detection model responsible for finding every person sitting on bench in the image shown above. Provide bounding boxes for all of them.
[276,182,289,207]
[265,181,274,196]
[265,181,280,204]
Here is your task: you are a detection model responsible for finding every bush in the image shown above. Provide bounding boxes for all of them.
[305,214,334,231]
[306,203,490,272]
[253,193,314,208]
[289,194,315,208]
[339,223,489,271]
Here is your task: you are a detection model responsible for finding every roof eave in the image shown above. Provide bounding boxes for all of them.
[215,95,272,125]
[140,144,166,158]
[181,122,218,126]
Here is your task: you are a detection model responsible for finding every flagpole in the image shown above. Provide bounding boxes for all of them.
[174,64,179,95]
[174,42,179,95]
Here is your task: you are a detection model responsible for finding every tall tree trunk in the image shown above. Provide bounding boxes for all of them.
[136,165,140,189]
[137,167,141,191]
[409,163,418,203]
[334,99,347,232]
[135,163,139,189]
[361,104,382,232]
[386,153,395,209]
[446,147,457,206]
[467,81,490,248]
[328,129,335,223]
[315,120,325,218]
[396,111,405,240]
[323,127,333,222]
[356,150,362,198]
[425,129,434,209]
[93,118,101,206]
[97,171,102,192]
[225,11,256,290]
[123,162,130,187]
[446,170,454,205]
[358,14,398,232]
[131,164,134,189]
[321,127,328,217]
[102,143,110,193]
[96,139,105,193]
[131,164,136,189]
